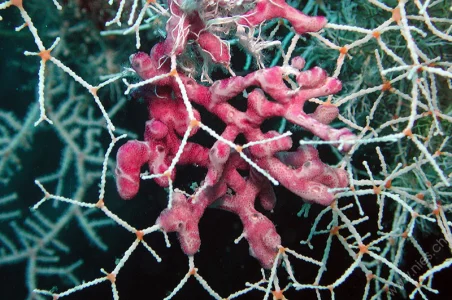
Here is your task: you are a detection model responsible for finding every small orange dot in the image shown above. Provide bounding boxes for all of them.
[403,128,413,137]
[107,273,116,283]
[11,0,23,8]
[189,268,197,276]
[392,7,401,23]
[330,226,340,235]
[89,87,99,96]
[272,290,285,300]
[415,193,424,200]
[136,230,144,241]
[96,199,105,208]
[372,31,380,39]
[382,81,392,92]
[190,119,200,128]
[359,244,368,254]
[373,186,382,195]
[339,46,348,55]
[39,50,52,62]
[384,180,392,189]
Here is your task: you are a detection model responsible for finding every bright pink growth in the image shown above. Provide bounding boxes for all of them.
[116,0,355,269]
[239,0,327,35]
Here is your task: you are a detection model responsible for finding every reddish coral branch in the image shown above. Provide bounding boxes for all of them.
[115,0,354,269]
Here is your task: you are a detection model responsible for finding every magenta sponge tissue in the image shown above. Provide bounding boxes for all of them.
[115,0,354,269]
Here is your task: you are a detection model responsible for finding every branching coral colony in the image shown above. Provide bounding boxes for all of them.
[0,0,451,299]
